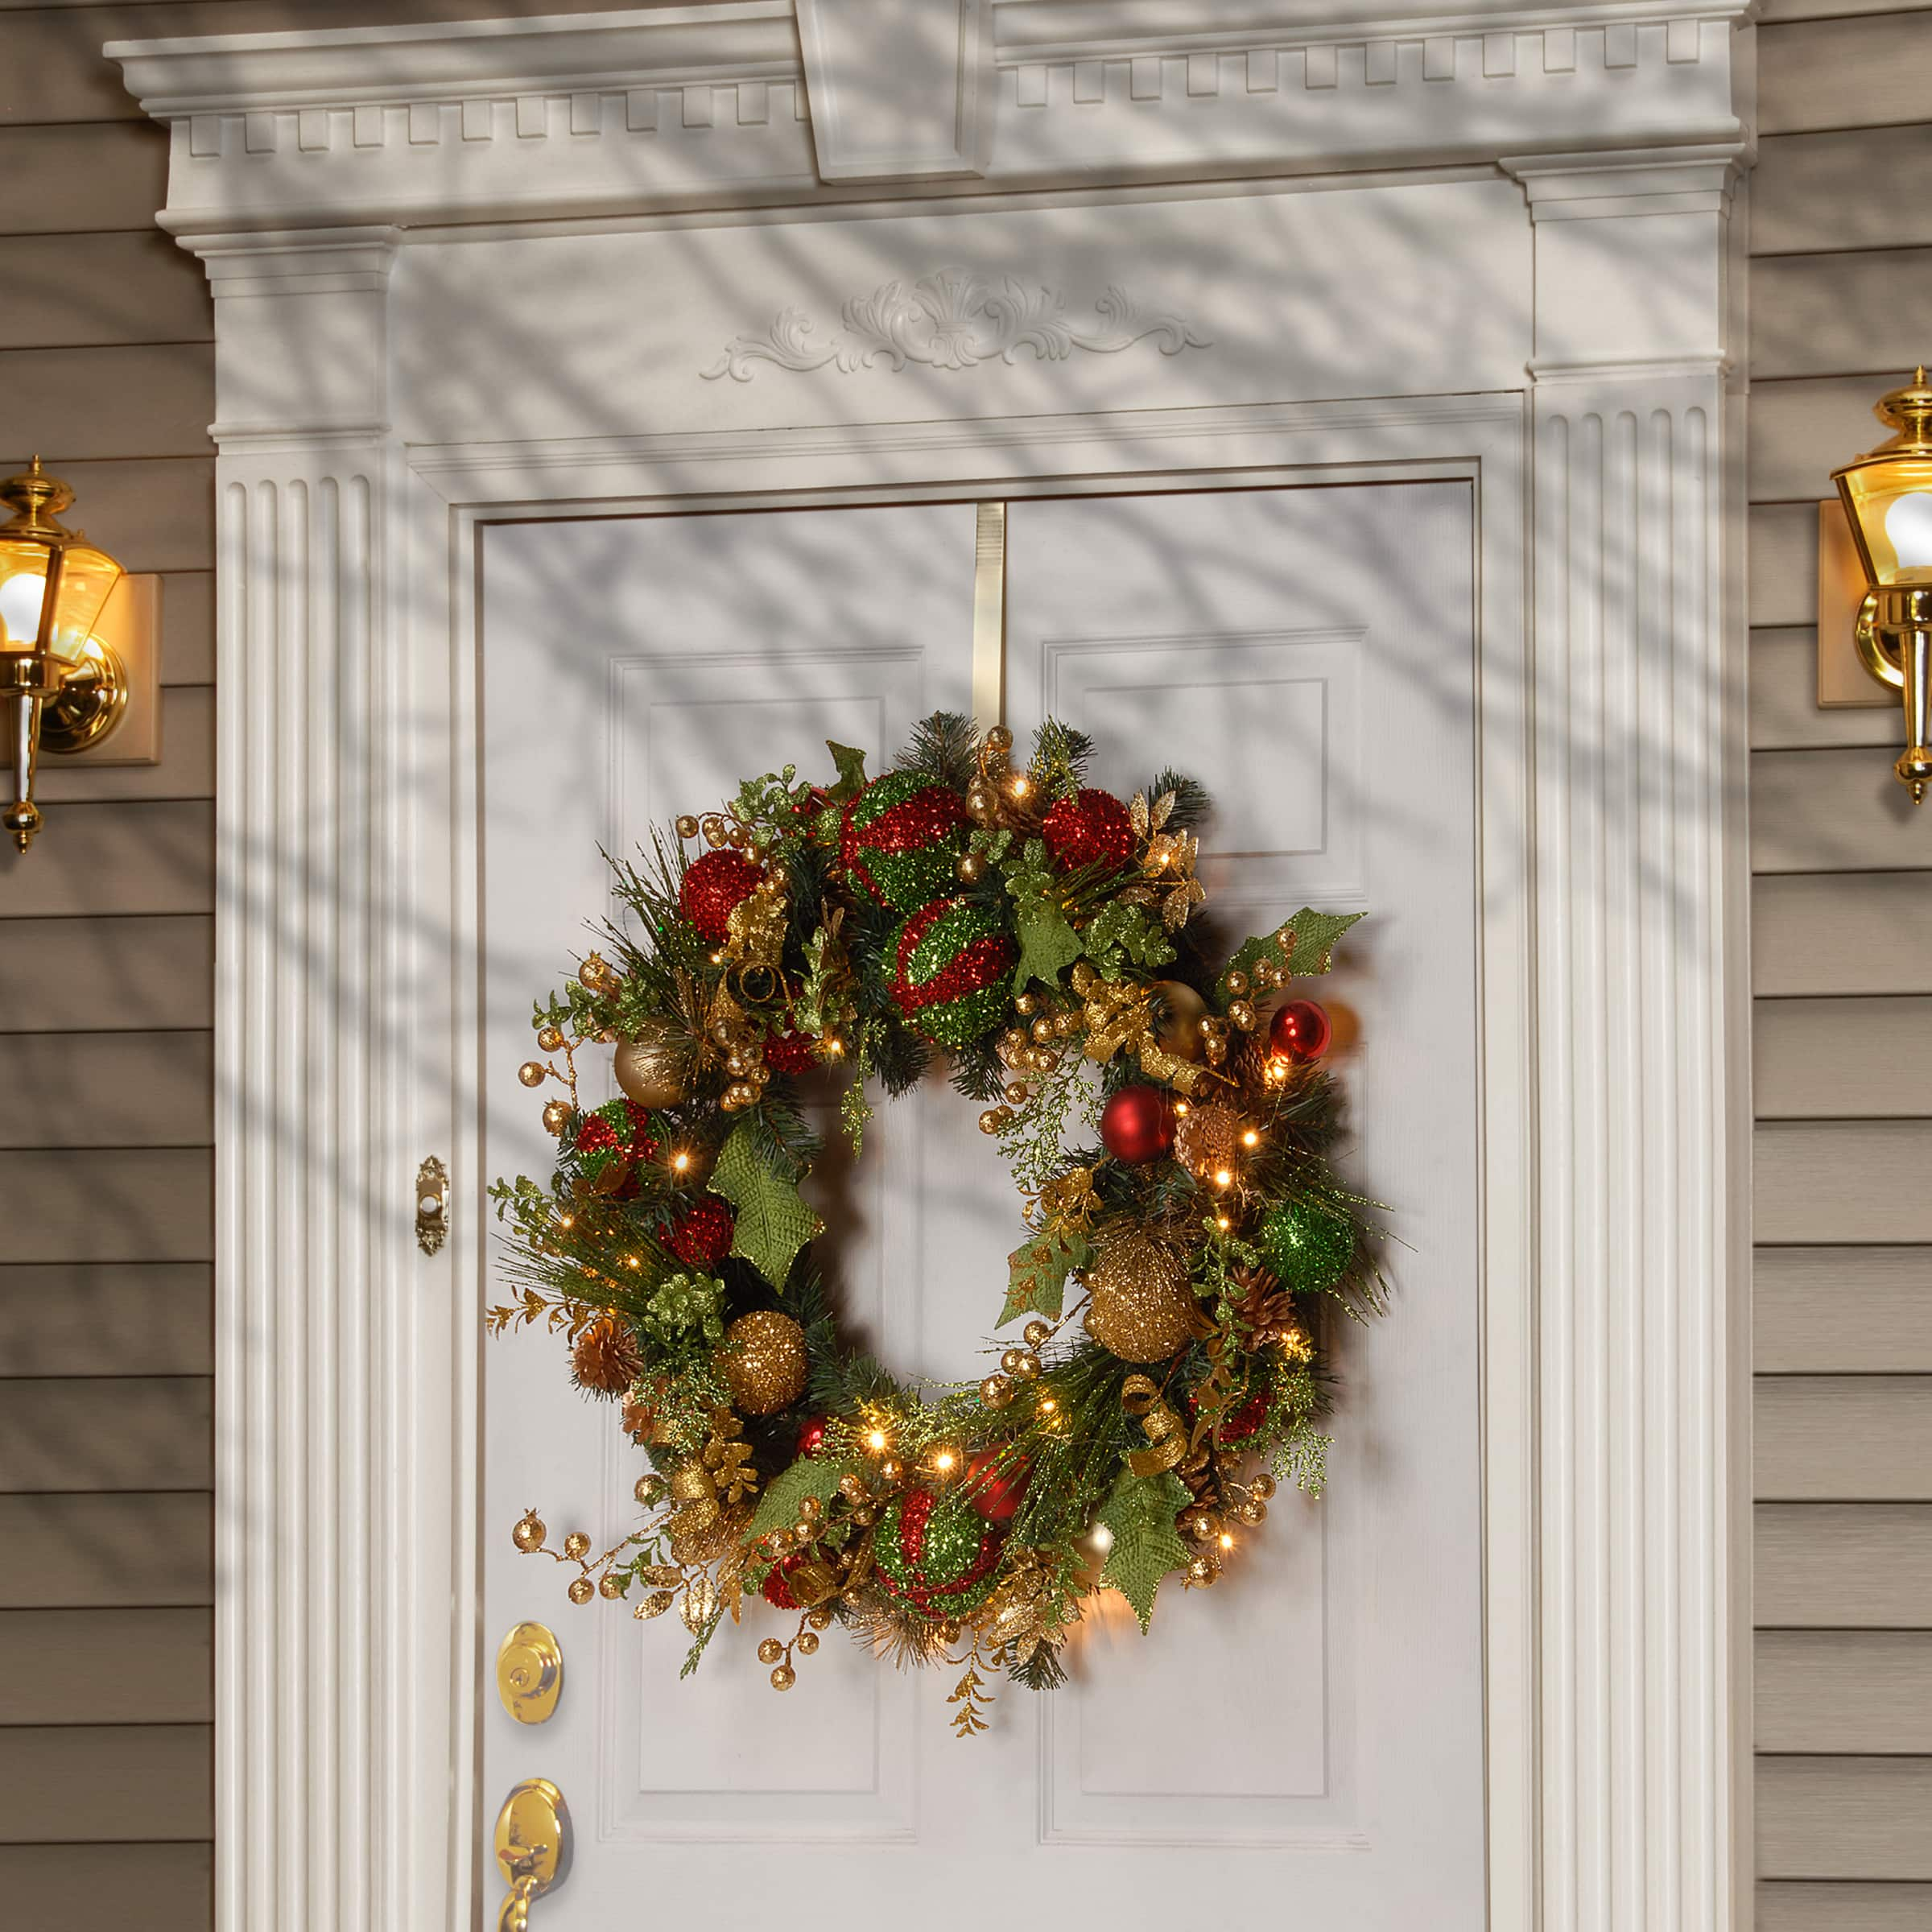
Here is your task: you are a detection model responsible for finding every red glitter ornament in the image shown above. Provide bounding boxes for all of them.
[1191,1388,1268,1446]
[666,1195,734,1269]
[840,771,969,911]
[795,1414,829,1458]
[762,1552,807,1609]
[964,1447,1030,1525]
[1269,999,1331,1063]
[1100,1084,1177,1164]
[1041,788,1135,873]
[679,848,764,943]
[762,1030,818,1076]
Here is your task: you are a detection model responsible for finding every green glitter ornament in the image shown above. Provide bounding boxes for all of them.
[890,898,1015,1051]
[871,1486,1004,1621]
[1257,1197,1356,1298]
[840,770,970,912]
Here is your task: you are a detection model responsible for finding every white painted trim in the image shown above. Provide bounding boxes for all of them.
[114,5,1752,1929]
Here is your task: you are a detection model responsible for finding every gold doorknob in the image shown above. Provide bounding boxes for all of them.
[496,1620,564,1724]
[494,1777,570,1932]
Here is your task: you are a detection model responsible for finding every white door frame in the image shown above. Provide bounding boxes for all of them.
[109,6,1756,1930]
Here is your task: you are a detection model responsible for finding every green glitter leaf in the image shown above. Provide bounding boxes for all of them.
[746,1455,861,1542]
[1216,906,1364,1001]
[1013,888,1084,993]
[1001,1227,1093,1327]
[825,739,869,803]
[708,1120,823,1290]
[1097,1466,1193,1633]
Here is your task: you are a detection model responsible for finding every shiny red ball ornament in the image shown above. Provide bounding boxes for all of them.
[1100,1083,1177,1164]
[795,1415,829,1458]
[666,1195,735,1269]
[964,1447,1030,1525]
[1269,998,1331,1063]
[1041,788,1135,873]
[679,848,764,943]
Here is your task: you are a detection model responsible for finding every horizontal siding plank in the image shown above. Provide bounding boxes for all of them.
[1755,996,1932,1119]
[22,685,215,804]
[1757,1122,1932,1244]
[1760,14,1932,138]
[1752,374,1918,506]
[0,456,210,573]
[1759,1757,1932,1879]
[0,1262,210,1376]
[1751,750,1932,877]
[1754,874,1932,997]
[1754,128,1932,258]
[0,1149,211,1264]
[0,1031,210,1147]
[0,800,213,916]
[0,122,167,235]
[0,1608,208,1724]
[1757,1377,1932,1500]
[0,1843,211,1932]
[0,230,208,349]
[1759,1632,1932,1753]
[158,570,212,686]
[0,1377,210,1493]
[1752,250,1932,381]
[1757,1248,1932,1373]
[0,345,211,461]
[1752,502,1820,628]
[0,1724,209,1842]
[1760,0,1932,18]
[0,1492,209,1608]
[1758,1885,1932,1932]
[1752,628,1896,753]
[0,917,212,1031]
[1758,1505,1932,1628]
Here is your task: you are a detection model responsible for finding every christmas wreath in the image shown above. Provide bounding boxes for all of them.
[491,715,1377,1732]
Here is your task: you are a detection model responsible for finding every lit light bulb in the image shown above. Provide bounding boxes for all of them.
[0,569,44,646]
[1009,775,1029,797]
[1218,1531,1235,1552]
[1213,1168,1232,1188]
[865,1429,889,1454]
[671,1150,691,1173]
[1886,490,1932,581]
[933,1449,956,1473]
[1241,1129,1260,1147]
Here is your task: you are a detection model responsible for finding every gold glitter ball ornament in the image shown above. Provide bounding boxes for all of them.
[541,1099,571,1136]
[567,1576,595,1605]
[598,1572,626,1600]
[758,1637,784,1665]
[1174,1101,1244,1183]
[563,1531,591,1560]
[517,1061,547,1088]
[719,1310,808,1415]
[770,1664,797,1691]
[795,1630,820,1656]
[1084,1231,1197,1363]
[512,1509,546,1553]
[613,1019,695,1110]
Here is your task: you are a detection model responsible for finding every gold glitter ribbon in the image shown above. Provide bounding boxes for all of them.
[1120,1373,1189,1476]
[666,1459,725,1564]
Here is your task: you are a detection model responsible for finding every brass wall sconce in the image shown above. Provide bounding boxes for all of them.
[1831,367,1932,803]
[0,456,130,852]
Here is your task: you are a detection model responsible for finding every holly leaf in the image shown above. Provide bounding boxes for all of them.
[825,740,869,804]
[1013,888,1084,993]
[1001,1227,1093,1327]
[1082,899,1175,981]
[746,1455,861,1542]
[1216,907,1365,1000]
[1096,1467,1193,1633]
[708,1120,823,1290]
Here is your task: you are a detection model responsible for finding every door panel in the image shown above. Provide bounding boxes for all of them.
[479,483,1480,1926]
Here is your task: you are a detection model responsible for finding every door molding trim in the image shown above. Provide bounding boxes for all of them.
[111,6,1753,1929]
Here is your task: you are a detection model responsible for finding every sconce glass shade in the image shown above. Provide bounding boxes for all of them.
[1834,368,1932,588]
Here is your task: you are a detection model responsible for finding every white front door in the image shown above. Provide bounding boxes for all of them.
[478,478,1483,1926]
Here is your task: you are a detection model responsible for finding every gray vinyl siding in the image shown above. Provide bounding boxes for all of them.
[1751,5,1932,1920]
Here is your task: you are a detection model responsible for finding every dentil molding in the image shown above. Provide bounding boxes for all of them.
[110,0,1753,236]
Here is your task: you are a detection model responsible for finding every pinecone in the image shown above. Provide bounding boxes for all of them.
[1230,1261,1294,1337]
[572,1315,644,1397]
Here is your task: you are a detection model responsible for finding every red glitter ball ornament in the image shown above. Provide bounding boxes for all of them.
[1100,1084,1177,1164]
[1269,998,1331,1063]
[679,848,764,943]
[795,1415,829,1458]
[666,1196,735,1269]
[762,1552,807,1609]
[964,1448,1030,1525]
[762,1030,818,1076]
[1041,788,1135,873]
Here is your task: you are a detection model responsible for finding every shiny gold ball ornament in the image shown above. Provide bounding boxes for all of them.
[535,1023,566,1052]
[807,1607,833,1631]
[1022,1319,1051,1349]
[1151,980,1208,1061]
[512,1509,547,1553]
[980,1373,1013,1409]
[567,1575,595,1605]
[719,1310,808,1415]
[563,1531,591,1561]
[613,1018,695,1111]
[1185,1554,1219,1586]
[795,1629,820,1657]
[634,1474,667,1508]
[675,814,700,840]
[1252,1473,1278,1501]
[758,1637,784,1665]
[598,1572,626,1600]
[541,1099,571,1136]
[1001,1348,1026,1375]
[1011,1352,1041,1381]
[1174,1101,1244,1184]
[1084,1230,1197,1363]
[517,1061,547,1088]
[770,1664,797,1692]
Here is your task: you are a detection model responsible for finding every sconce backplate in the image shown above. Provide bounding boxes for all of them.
[5,575,163,782]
